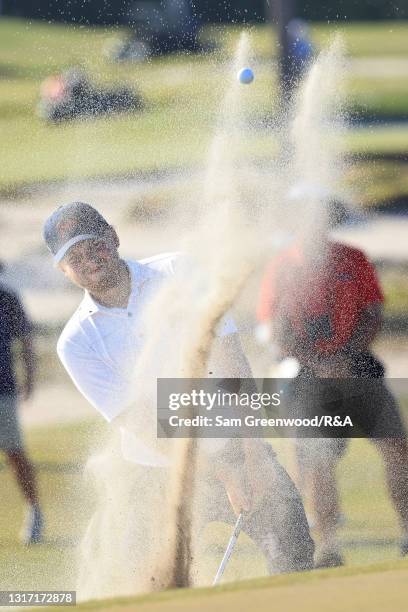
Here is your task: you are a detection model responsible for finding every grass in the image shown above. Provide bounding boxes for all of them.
[348,77,408,118]
[0,18,408,192]
[344,160,408,207]
[0,419,406,595]
[381,270,408,317]
[312,21,408,57]
[48,559,408,612]
[0,420,101,591]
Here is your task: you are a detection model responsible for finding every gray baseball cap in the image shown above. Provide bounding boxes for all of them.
[43,202,110,263]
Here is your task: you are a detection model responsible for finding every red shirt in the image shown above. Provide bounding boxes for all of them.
[257,241,383,355]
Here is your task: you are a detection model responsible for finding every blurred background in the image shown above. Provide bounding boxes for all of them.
[0,0,408,593]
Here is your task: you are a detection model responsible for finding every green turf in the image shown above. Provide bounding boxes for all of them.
[0,419,405,595]
[381,271,408,317]
[1,18,408,192]
[0,420,103,591]
[33,558,408,611]
[343,160,408,207]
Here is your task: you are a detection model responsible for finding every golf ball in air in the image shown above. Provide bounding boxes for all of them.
[237,67,254,84]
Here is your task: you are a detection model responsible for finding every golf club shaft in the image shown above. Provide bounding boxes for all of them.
[212,512,244,586]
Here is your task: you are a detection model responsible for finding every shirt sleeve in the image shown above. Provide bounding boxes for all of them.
[155,253,238,336]
[357,252,384,307]
[256,262,277,322]
[57,335,133,422]
[8,293,32,338]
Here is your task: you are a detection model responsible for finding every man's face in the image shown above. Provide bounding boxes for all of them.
[58,230,121,293]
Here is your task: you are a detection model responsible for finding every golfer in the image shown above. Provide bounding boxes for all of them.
[43,201,314,576]
[0,265,43,544]
[257,209,408,568]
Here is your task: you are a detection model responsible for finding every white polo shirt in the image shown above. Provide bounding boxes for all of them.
[57,253,236,425]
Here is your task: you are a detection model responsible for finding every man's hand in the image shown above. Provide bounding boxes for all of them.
[215,446,274,516]
[216,464,251,516]
[312,354,353,378]
[242,440,273,511]
[225,474,251,516]
[346,304,382,353]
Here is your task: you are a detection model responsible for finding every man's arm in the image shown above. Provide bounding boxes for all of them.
[344,303,383,353]
[340,252,383,357]
[312,303,383,377]
[206,333,274,515]
[9,292,36,401]
[207,332,252,378]
[291,303,383,377]
[58,336,134,422]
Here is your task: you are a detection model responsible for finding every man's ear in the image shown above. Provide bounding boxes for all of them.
[57,261,68,276]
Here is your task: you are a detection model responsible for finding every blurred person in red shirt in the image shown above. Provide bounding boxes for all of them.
[257,203,408,568]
